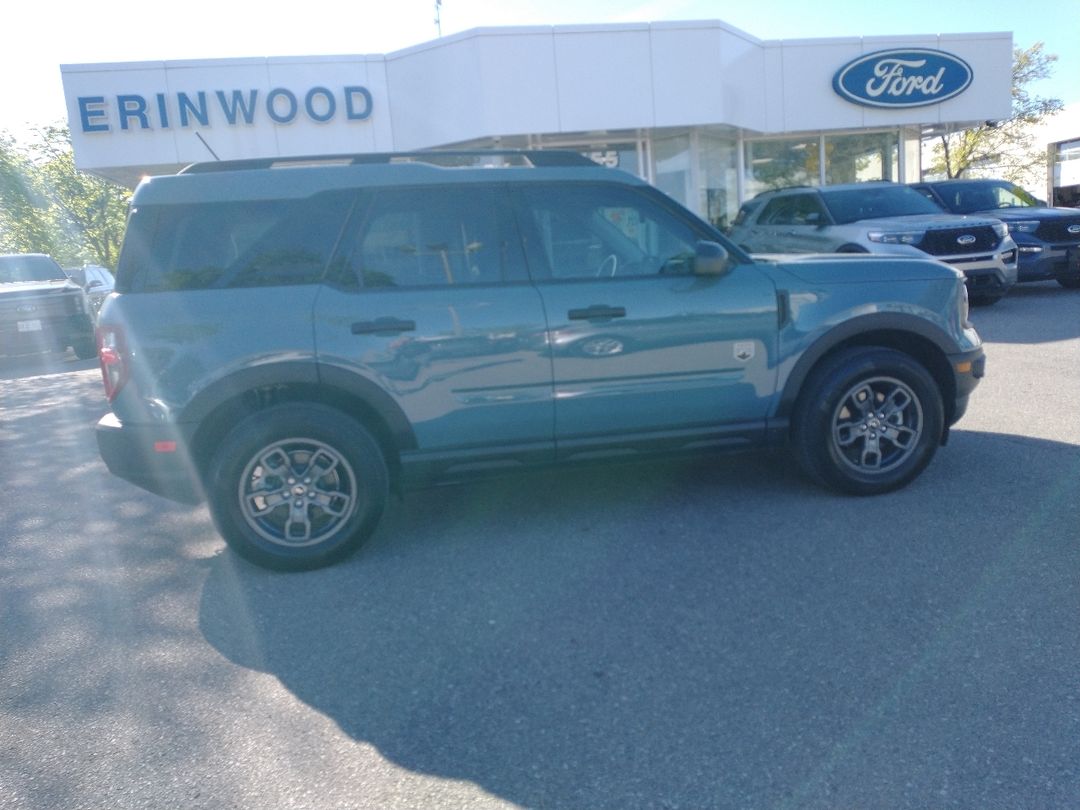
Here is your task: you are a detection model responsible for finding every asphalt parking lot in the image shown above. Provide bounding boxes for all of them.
[1,281,1078,809]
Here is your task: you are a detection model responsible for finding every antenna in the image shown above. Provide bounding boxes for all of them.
[434,0,442,36]
[195,132,220,161]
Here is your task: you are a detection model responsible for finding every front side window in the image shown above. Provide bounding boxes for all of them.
[517,184,705,280]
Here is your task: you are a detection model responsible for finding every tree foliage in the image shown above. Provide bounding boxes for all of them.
[0,126,130,268]
[926,42,1063,182]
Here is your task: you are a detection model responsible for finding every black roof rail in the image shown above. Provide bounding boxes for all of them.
[179,149,599,174]
[751,185,815,198]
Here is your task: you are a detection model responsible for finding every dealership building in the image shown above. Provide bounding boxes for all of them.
[60,20,1014,228]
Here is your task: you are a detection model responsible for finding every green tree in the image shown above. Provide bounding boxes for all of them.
[0,126,130,268]
[0,133,56,256]
[926,42,1063,182]
[31,126,131,268]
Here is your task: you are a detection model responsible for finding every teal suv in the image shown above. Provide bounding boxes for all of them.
[96,152,985,569]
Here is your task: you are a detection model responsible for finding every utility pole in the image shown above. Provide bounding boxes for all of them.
[434,0,442,36]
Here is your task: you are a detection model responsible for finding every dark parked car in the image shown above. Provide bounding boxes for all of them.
[0,253,97,359]
[911,178,1080,289]
[95,151,984,570]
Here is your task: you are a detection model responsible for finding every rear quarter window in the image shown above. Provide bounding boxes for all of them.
[121,191,355,292]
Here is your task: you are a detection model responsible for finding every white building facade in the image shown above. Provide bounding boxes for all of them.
[61,20,1014,227]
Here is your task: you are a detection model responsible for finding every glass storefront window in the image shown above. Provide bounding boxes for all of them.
[824,132,899,184]
[743,138,820,198]
[653,133,693,209]
[699,129,739,230]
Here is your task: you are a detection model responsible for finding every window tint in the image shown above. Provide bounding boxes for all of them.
[0,255,66,283]
[821,185,942,224]
[933,181,1038,213]
[517,184,702,280]
[340,186,522,288]
[131,192,354,291]
[758,194,826,226]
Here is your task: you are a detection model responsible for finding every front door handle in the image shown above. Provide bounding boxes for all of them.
[351,318,417,335]
[568,305,626,321]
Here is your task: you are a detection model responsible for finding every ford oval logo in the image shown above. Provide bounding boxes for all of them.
[1068,224,1080,234]
[957,234,977,246]
[833,49,973,108]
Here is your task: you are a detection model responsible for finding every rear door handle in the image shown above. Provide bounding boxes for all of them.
[568,305,626,321]
[351,318,417,335]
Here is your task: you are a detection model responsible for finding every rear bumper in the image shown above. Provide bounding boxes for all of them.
[0,312,94,356]
[96,412,204,504]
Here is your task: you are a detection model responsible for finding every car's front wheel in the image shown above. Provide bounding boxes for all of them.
[792,347,944,495]
[206,404,389,570]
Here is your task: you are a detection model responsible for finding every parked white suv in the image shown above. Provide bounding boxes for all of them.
[727,183,1018,304]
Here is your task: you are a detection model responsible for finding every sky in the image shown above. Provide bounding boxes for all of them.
[1,0,1077,138]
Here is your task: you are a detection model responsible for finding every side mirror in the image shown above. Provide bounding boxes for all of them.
[693,240,732,277]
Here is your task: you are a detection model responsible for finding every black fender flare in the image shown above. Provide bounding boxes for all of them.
[775,312,958,419]
[180,359,417,455]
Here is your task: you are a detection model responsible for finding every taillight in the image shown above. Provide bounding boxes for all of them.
[97,325,129,402]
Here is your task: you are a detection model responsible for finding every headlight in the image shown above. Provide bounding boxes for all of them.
[867,230,925,245]
[1007,220,1040,234]
[959,281,973,329]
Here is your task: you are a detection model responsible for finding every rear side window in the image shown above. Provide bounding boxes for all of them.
[758,194,828,226]
[337,185,526,288]
[124,192,354,292]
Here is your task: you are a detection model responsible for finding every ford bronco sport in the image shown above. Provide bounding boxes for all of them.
[95,151,985,570]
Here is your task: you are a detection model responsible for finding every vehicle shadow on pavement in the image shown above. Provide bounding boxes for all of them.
[197,430,1080,809]
[969,282,1080,344]
[0,351,98,381]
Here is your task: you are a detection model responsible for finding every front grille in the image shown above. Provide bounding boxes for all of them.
[1035,219,1080,243]
[918,226,1001,256]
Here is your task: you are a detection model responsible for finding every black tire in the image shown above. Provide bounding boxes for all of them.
[206,403,389,570]
[1057,276,1080,289]
[792,347,944,495]
[836,244,870,254]
[969,291,1005,306]
[72,337,98,359]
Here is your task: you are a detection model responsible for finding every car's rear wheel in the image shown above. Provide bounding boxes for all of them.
[792,347,944,495]
[1057,275,1080,289]
[71,337,98,359]
[207,404,389,570]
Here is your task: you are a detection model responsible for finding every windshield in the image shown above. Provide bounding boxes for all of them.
[821,185,944,224]
[0,254,68,283]
[931,181,1039,213]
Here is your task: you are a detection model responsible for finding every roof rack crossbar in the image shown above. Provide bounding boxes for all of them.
[179,149,598,174]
